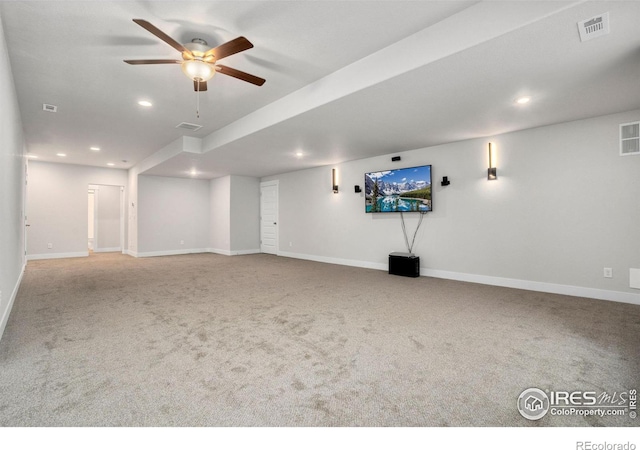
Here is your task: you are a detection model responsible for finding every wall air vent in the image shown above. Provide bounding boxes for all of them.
[620,121,640,156]
[577,12,609,42]
[176,122,202,132]
[42,103,57,113]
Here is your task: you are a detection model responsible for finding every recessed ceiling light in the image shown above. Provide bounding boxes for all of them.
[90,146,100,151]
[27,154,38,159]
[295,151,303,157]
[107,163,115,166]
[138,100,153,107]
[56,153,66,157]
[516,96,531,105]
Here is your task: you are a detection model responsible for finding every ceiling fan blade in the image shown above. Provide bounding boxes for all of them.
[194,80,208,92]
[124,59,182,65]
[205,36,253,61]
[132,19,191,55]
[216,65,265,86]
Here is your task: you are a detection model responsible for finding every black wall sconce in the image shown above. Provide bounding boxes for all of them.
[354,185,362,193]
[441,176,450,186]
[332,168,339,193]
[488,142,497,180]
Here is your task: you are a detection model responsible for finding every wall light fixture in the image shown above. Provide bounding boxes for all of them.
[488,142,497,180]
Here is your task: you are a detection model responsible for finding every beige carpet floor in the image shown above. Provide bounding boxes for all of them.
[0,252,638,427]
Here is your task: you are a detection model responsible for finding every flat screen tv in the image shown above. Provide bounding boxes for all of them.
[365,164,432,213]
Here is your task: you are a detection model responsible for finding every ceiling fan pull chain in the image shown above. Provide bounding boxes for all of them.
[196,80,200,119]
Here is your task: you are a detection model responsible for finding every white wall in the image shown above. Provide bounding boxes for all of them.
[0,11,26,340]
[133,174,258,257]
[230,176,260,254]
[27,162,127,259]
[263,110,640,304]
[137,175,210,256]
[209,176,231,254]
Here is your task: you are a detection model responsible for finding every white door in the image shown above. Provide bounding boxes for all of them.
[260,181,278,255]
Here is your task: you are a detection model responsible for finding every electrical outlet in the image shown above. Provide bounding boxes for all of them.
[289,242,293,247]
[603,267,613,278]
[47,243,53,249]
[180,240,184,245]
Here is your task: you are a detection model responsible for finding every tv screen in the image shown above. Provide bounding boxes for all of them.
[365,164,432,213]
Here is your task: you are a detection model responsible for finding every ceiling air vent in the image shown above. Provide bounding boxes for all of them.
[42,103,57,113]
[176,122,202,132]
[577,12,609,42]
[620,122,640,156]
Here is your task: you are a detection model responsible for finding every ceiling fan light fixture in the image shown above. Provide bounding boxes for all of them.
[125,20,264,88]
[181,60,216,82]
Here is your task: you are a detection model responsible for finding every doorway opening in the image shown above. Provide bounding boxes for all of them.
[88,184,125,253]
[88,189,95,251]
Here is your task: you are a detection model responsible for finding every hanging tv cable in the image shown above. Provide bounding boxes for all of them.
[400,211,427,254]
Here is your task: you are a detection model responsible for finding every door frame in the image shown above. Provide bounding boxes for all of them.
[23,158,28,265]
[119,186,125,254]
[88,188,96,251]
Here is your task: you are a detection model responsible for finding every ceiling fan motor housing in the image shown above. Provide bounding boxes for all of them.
[184,40,213,60]
[182,40,216,81]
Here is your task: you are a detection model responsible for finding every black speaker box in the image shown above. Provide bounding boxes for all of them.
[388,252,420,278]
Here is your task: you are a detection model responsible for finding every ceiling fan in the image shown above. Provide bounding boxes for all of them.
[124,19,265,92]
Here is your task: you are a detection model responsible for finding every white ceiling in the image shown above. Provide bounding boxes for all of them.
[2,1,639,179]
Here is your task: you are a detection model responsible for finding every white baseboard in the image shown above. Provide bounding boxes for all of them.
[132,248,261,258]
[0,262,26,341]
[207,248,261,256]
[232,248,261,256]
[27,251,89,261]
[278,250,387,271]
[208,248,232,256]
[94,247,121,253]
[136,248,210,258]
[275,251,640,306]
[422,268,640,306]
